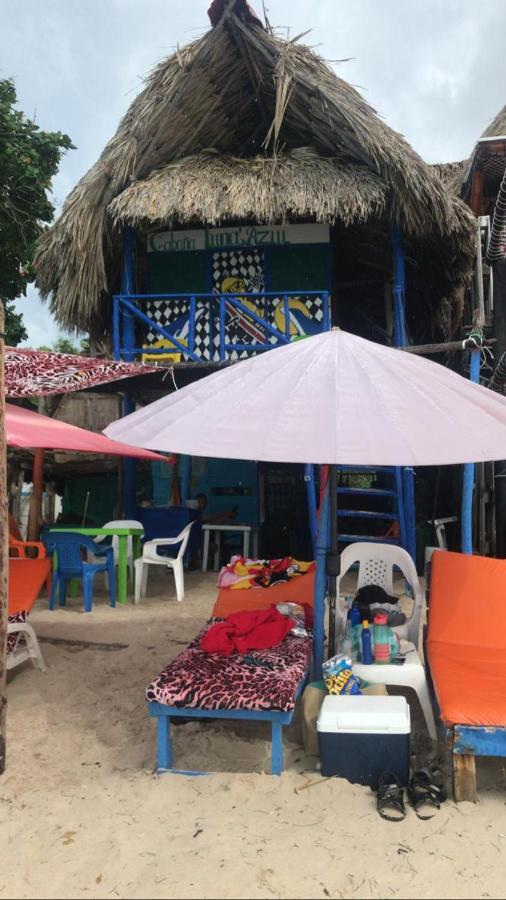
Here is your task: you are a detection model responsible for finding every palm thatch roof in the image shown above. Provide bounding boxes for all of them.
[438,105,506,201]
[431,161,468,195]
[481,105,506,140]
[34,0,474,338]
[108,149,387,226]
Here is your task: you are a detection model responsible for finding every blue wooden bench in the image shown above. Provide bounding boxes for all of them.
[148,682,305,775]
[146,625,311,776]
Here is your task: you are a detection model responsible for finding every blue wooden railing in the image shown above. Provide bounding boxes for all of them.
[112,291,331,363]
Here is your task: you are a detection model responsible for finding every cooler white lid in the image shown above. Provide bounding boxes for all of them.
[317,695,410,735]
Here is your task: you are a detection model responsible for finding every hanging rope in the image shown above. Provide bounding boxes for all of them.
[487,167,506,263]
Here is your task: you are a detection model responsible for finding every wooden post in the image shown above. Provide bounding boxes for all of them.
[27,447,44,542]
[453,752,478,803]
[469,169,484,216]
[0,303,8,773]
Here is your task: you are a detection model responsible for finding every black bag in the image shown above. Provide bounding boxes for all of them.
[353,584,399,622]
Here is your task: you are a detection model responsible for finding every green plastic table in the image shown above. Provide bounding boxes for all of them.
[48,526,144,604]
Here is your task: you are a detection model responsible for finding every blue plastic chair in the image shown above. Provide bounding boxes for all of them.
[42,532,116,613]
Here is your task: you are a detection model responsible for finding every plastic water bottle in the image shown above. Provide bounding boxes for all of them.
[361,620,373,665]
[350,607,362,661]
[373,612,391,664]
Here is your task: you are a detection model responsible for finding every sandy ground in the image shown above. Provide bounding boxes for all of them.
[2,569,506,900]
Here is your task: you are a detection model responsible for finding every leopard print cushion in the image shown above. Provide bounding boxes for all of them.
[146,619,312,713]
[7,612,26,654]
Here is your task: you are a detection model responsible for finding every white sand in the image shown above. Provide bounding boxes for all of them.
[2,570,506,900]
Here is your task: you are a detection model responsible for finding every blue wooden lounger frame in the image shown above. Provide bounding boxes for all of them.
[425,659,504,803]
[147,482,329,777]
[148,679,306,776]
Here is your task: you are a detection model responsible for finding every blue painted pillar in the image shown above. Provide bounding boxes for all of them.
[392,225,407,348]
[121,226,136,361]
[392,226,416,562]
[121,226,137,518]
[313,478,330,680]
[461,349,481,553]
[180,455,192,505]
[304,464,318,559]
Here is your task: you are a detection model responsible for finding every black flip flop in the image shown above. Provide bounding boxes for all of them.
[407,767,447,820]
[376,771,406,822]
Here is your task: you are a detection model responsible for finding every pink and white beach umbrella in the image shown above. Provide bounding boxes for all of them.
[105,329,506,466]
[6,403,168,462]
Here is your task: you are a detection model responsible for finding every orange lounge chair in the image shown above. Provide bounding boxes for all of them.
[212,568,315,618]
[426,550,506,802]
[8,557,51,672]
[9,512,44,555]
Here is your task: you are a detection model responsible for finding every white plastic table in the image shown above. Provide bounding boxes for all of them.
[202,524,259,572]
[352,642,437,740]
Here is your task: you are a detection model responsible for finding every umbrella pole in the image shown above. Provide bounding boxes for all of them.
[326,466,340,657]
[0,304,7,773]
[313,477,329,680]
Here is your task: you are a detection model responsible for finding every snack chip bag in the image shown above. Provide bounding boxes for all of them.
[322,653,362,696]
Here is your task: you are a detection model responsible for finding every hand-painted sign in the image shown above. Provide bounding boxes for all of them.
[148,223,329,253]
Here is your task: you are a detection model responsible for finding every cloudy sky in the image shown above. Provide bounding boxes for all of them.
[2,0,506,346]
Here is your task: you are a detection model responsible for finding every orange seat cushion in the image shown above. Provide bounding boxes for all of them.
[8,558,51,616]
[212,570,315,618]
[427,550,506,726]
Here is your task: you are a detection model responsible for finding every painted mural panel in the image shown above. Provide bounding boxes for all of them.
[143,225,330,362]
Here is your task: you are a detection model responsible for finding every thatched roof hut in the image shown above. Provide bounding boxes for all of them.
[34,0,474,340]
[435,104,506,202]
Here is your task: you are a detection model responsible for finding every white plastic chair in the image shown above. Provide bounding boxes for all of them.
[94,519,144,587]
[134,523,193,604]
[335,542,423,647]
[7,620,46,672]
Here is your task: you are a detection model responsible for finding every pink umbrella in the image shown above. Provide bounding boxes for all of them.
[105,328,506,465]
[105,327,506,675]
[6,403,169,462]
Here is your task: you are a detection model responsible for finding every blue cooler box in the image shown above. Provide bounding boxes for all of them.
[317,695,410,788]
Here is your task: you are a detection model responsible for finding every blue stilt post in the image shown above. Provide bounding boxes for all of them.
[392,226,416,561]
[392,226,407,349]
[181,455,191,505]
[305,464,318,559]
[461,349,481,554]
[313,477,330,680]
[271,721,283,776]
[121,226,136,360]
[156,716,172,770]
[121,226,137,518]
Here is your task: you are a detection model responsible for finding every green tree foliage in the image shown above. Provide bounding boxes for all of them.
[0,78,73,344]
[4,301,27,345]
[37,336,90,355]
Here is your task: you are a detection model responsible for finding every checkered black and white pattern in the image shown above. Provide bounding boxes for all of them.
[212,249,265,294]
[212,250,266,361]
[144,299,212,361]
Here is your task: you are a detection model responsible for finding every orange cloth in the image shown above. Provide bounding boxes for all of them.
[212,569,315,618]
[8,558,51,616]
[427,550,506,727]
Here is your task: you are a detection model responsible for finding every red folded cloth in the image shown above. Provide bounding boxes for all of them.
[200,607,295,656]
